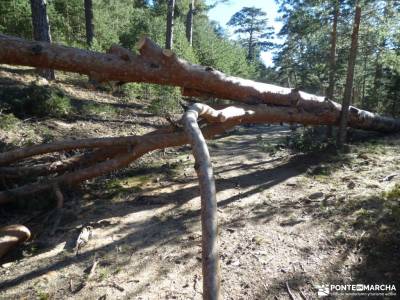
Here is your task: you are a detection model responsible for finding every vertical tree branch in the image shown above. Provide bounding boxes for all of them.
[183,104,221,300]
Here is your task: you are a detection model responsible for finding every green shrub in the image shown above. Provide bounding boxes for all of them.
[147,86,183,116]
[384,184,400,200]
[118,83,146,101]
[286,126,331,152]
[0,113,20,130]
[0,84,72,118]
[81,102,118,118]
[28,85,72,117]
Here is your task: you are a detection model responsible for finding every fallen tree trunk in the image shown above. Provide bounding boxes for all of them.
[0,34,399,133]
[0,101,398,203]
[0,118,233,204]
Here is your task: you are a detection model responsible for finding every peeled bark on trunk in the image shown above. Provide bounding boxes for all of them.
[337,2,361,146]
[183,104,221,300]
[165,0,175,49]
[0,35,399,133]
[84,0,94,47]
[186,0,194,46]
[29,0,54,80]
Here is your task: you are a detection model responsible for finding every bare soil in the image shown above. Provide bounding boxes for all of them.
[0,67,399,300]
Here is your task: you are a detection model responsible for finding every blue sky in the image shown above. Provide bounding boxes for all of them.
[207,0,282,66]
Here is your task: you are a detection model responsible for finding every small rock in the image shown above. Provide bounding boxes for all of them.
[300,197,311,204]
[251,236,263,245]
[232,260,240,266]
[347,181,356,189]
[357,152,369,159]
[34,77,49,86]
[381,173,398,182]
[285,179,297,187]
[307,165,328,175]
[308,192,324,200]
[1,262,13,268]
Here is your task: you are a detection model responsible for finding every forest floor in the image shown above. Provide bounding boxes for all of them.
[0,66,399,300]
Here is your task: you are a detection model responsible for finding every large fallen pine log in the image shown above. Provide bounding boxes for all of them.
[0,34,400,133]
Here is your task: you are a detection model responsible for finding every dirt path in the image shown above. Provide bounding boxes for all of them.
[1,124,399,299]
[0,68,399,299]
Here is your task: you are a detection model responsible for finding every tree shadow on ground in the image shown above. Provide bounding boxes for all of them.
[1,120,397,298]
[0,143,347,294]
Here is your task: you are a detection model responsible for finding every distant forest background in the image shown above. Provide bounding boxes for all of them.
[0,0,399,116]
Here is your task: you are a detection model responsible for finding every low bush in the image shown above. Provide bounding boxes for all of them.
[80,102,118,118]
[286,126,331,152]
[0,112,20,130]
[0,83,72,118]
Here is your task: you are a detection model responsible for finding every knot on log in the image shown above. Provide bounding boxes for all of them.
[31,44,43,55]
[150,63,159,69]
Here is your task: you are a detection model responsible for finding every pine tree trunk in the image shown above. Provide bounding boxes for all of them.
[247,28,254,61]
[392,87,398,117]
[165,0,175,50]
[30,0,54,80]
[186,0,194,46]
[361,53,368,109]
[371,52,383,106]
[326,0,340,138]
[337,1,361,146]
[84,0,94,47]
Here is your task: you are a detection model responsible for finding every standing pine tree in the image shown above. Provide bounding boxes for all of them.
[186,0,195,46]
[227,7,274,61]
[84,0,94,47]
[326,0,340,138]
[165,0,175,49]
[337,0,362,147]
[30,0,54,80]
